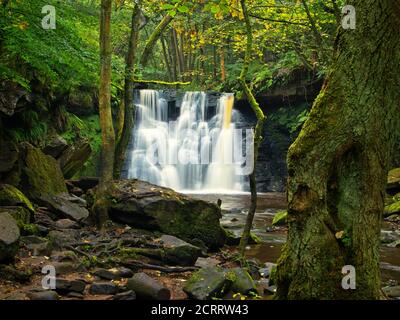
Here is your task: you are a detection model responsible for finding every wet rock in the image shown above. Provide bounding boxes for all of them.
[89,282,119,295]
[127,272,171,300]
[42,135,68,159]
[39,194,89,222]
[94,267,133,280]
[386,239,400,248]
[18,143,67,199]
[158,235,202,266]
[0,212,20,262]
[272,210,287,226]
[383,285,400,298]
[55,219,79,229]
[195,257,220,268]
[58,139,92,179]
[55,279,86,294]
[113,290,136,300]
[109,180,226,250]
[28,290,59,300]
[183,267,231,300]
[0,184,34,212]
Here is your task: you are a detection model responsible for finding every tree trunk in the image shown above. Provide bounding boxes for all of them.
[114,3,140,178]
[276,0,400,300]
[140,14,173,68]
[238,0,266,256]
[93,0,115,229]
[219,46,226,82]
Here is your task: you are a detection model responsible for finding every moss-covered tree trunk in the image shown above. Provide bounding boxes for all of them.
[93,0,115,229]
[276,0,400,299]
[238,0,266,257]
[114,3,140,178]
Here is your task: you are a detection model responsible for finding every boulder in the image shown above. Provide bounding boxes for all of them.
[19,143,67,199]
[48,229,80,248]
[127,272,170,300]
[228,268,258,295]
[387,168,400,195]
[0,184,34,212]
[42,135,68,159]
[183,267,231,300]
[58,139,92,179]
[158,235,202,266]
[0,213,20,262]
[39,193,89,222]
[21,236,52,256]
[108,180,226,249]
[0,206,32,228]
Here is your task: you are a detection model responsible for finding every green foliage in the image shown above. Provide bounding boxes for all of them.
[269,104,310,135]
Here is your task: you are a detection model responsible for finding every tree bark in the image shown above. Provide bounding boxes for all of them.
[114,3,141,178]
[140,14,174,68]
[238,0,266,257]
[276,0,400,300]
[94,0,115,229]
[219,46,226,82]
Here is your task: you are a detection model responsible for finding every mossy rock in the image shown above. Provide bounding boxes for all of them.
[108,180,226,250]
[229,267,258,295]
[0,206,32,227]
[183,267,232,300]
[384,201,400,217]
[0,212,20,263]
[0,184,34,212]
[387,168,400,195]
[19,143,67,199]
[272,210,288,226]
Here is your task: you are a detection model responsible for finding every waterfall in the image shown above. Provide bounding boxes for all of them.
[125,89,245,193]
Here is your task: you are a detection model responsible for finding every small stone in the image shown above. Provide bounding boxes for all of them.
[383,285,400,298]
[55,279,86,294]
[195,257,220,268]
[28,290,59,300]
[55,219,79,229]
[93,267,133,280]
[112,290,136,300]
[89,282,119,295]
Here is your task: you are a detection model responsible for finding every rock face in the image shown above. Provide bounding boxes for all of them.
[58,139,92,179]
[19,143,67,199]
[42,135,69,159]
[0,213,20,262]
[39,194,89,222]
[108,180,226,249]
[0,184,34,212]
[0,141,18,175]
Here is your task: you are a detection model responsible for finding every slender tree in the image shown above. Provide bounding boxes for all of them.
[276,0,400,299]
[114,2,141,177]
[238,0,266,256]
[93,0,115,229]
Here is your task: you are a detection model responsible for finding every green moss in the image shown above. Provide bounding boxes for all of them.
[272,210,288,226]
[0,184,34,212]
[21,144,67,199]
[20,223,39,236]
[384,201,400,216]
[0,207,32,227]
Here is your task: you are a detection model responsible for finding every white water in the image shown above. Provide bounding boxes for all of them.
[125,90,245,193]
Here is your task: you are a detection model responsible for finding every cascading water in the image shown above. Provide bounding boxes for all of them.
[125,89,246,193]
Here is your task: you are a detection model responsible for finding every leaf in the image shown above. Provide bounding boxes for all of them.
[161,4,175,10]
[335,231,344,239]
[168,10,177,17]
[177,5,189,13]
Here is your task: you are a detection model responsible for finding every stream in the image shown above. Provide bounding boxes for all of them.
[191,192,400,285]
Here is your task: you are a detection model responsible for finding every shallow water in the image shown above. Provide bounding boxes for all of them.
[191,192,400,285]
